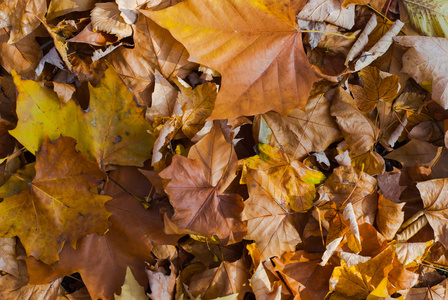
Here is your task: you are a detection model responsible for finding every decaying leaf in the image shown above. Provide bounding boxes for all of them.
[115,267,147,300]
[401,0,448,37]
[91,3,132,39]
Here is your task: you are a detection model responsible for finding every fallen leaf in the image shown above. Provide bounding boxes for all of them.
[417,178,448,248]
[24,166,177,300]
[318,166,378,225]
[188,258,251,300]
[146,262,176,299]
[91,2,132,39]
[269,250,334,300]
[147,0,319,119]
[115,267,148,300]
[0,237,19,277]
[385,139,440,168]
[242,144,325,212]
[297,0,355,29]
[0,136,111,264]
[47,0,96,21]
[10,66,155,169]
[342,0,386,11]
[350,66,400,113]
[262,82,342,160]
[177,81,217,139]
[354,20,404,71]
[328,246,394,300]
[394,36,448,109]
[0,0,46,44]
[376,195,405,240]
[243,170,302,261]
[401,0,448,37]
[331,86,379,154]
[160,124,246,244]
[0,27,42,78]
[68,23,118,46]
[116,0,159,24]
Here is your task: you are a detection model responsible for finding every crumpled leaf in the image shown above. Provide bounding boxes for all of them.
[243,170,302,261]
[115,267,147,300]
[91,3,132,39]
[394,36,448,109]
[147,0,318,119]
[262,82,342,161]
[297,0,355,29]
[417,178,448,248]
[159,124,246,244]
[328,246,394,300]
[350,66,400,113]
[10,66,154,169]
[331,87,379,154]
[402,0,448,37]
[242,144,325,212]
[0,136,111,264]
[188,258,251,300]
[0,0,46,44]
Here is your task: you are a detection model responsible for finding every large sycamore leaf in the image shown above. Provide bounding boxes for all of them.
[10,66,154,169]
[243,170,302,261]
[402,0,448,37]
[146,0,319,119]
[160,124,246,244]
[328,246,394,299]
[394,36,448,109]
[23,166,178,300]
[0,136,111,264]
[417,178,448,248]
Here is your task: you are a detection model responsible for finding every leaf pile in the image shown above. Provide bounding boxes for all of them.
[1,0,448,299]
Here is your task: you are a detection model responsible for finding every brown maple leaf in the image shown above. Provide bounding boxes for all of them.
[159,123,246,244]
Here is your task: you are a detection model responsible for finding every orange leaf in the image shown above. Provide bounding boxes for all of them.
[146,0,318,119]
